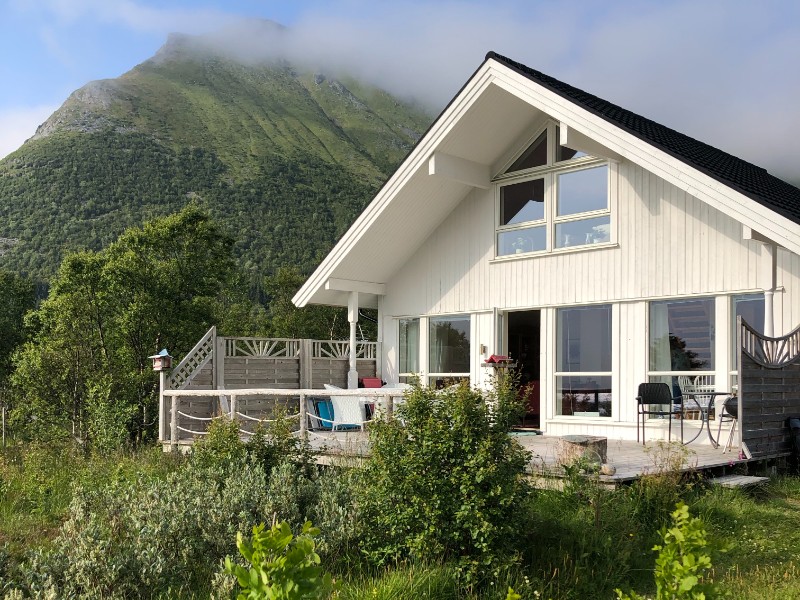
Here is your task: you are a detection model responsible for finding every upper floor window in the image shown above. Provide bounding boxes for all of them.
[496,124,611,257]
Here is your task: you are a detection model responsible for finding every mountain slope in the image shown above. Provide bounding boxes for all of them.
[0,28,433,283]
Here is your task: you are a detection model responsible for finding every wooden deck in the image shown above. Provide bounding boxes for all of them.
[301,429,781,484]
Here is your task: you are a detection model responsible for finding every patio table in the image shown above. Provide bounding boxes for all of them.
[683,391,732,448]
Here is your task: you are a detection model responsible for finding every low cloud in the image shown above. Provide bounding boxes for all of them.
[198,0,800,181]
[8,0,800,181]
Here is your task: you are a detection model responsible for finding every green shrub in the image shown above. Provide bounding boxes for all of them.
[264,461,319,529]
[616,502,721,600]
[225,520,334,599]
[6,457,270,598]
[358,380,531,582]
[86,376,136,453]
[309,466,362,564]
[191,417,248,470]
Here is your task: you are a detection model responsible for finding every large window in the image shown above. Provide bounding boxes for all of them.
[496,124,611,257]
[429,315,471,388]
[555,305,612,417]
[648,298,715,392]
[399,318,420,382]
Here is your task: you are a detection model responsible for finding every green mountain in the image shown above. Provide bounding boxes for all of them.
[0,25,433,285]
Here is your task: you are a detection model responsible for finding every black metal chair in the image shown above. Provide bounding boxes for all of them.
[636,382,683,445]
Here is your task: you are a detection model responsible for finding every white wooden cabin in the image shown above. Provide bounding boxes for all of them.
[293,52,800,444]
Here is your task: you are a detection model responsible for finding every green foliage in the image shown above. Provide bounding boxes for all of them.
[359,380,531,582]
[5,456,270,598]
[263,267,349,340]
[333,563,462,599]
[651,503,719,599]
[9,204,237,447]
[616,502,720,600]
[225,521,334,600]
[0,443,180,560]
[264,462,320,531]
[308,467,362,563]
[191,417,249,470]
[0,270,35,387]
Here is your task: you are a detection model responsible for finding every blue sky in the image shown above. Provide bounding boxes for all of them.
[1,0,799,180]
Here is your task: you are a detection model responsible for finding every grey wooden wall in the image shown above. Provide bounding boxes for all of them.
[739,317,800,459]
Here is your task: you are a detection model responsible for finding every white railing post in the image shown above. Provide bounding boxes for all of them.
[230,393,238,423]
[384,393,393,421]
[299,393,308,440]
[170,394,178,450]
[158,370,167,442]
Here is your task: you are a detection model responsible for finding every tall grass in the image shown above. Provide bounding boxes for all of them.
[4,437,800,599]
[0,443,180,554]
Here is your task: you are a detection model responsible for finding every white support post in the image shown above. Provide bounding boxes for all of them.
[763,243,777,337]
[348,291,359,389]
[230,393,238,422]
[170,394,178,450]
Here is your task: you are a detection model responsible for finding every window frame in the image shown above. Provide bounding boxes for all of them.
[396,314,472,386]
[553,304,613,418]
[493,123,613,258]
[428,314,471,387]
[398,317,420,381]
[646,297,717,394]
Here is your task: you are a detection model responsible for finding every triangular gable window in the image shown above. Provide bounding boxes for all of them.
[505,131,547,173]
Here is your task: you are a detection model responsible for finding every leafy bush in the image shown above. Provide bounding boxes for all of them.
[264,461,320,529]
[616,502,720,600]
[5,456,270,598]
[309,466,362,564]
[225,521,334,599]
[358,380,531,582]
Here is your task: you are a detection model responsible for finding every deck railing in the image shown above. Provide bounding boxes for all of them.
[161,387,406,448]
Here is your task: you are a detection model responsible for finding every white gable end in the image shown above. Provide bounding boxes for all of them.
[294,57,800,309]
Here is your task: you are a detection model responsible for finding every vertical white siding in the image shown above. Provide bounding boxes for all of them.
[380,158,800,440]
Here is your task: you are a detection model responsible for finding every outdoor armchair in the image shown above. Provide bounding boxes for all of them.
[636,382,683,445]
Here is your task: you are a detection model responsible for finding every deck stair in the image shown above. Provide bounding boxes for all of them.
[711,474,769,489]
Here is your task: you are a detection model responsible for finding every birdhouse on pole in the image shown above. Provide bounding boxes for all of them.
[149,349,173,372]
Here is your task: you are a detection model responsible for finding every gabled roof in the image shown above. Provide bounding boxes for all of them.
[294,52,800,308]
[487,52,800,226]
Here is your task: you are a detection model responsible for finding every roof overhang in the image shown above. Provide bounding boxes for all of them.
[294,55,800,308]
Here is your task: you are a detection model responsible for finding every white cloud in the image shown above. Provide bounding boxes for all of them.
[0,105,59,159]
[272,0,800,181]
[5,0,799,180]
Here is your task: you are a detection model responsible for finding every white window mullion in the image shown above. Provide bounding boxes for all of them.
[419,316,429,383]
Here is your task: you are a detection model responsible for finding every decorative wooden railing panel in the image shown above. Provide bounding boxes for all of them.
[738,317,800,458]
[741,320,800,368]
[225,338,301,358]
[312,341,377,360]
[169,327,216,390]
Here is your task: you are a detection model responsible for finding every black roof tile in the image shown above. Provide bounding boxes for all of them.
[487,51,800,226]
